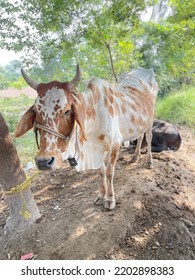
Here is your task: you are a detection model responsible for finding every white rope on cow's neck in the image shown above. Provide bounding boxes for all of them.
[34,123,70,142]
[34,122,80,165]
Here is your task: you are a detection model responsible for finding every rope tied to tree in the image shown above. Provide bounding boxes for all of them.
[3,171,40,220]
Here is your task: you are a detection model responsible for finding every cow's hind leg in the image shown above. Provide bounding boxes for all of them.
[129,134,144,163]
[145,124,153,168]
[94,162,107,206]
[104,143,120,210]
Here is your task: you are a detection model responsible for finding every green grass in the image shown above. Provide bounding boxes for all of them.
[155,86,195,129]
[0,94,37,165]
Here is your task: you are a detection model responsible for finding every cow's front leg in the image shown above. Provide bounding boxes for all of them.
[94,162,107,206]
[104,144,120,210]
[129,134,144,163]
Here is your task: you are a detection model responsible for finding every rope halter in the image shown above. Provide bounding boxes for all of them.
[34,122,71,149]
[33,122,79,167]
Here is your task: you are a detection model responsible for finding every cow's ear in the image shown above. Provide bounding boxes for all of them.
[71,103,86,141]
[14,105,36,137]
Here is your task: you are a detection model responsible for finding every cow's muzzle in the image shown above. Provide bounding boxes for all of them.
[35,157,55,170]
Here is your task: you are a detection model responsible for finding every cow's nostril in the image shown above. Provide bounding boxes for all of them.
[47,157,55,167]
[36,157,55,170]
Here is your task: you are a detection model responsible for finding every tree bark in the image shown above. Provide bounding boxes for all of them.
[0,113,41,236]
[105,42,118,83]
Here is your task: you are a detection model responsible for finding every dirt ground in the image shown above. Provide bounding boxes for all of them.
[0,87,36,98]
[0,126,195,260]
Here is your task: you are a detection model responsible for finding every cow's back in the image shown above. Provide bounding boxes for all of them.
[118,68,158,97]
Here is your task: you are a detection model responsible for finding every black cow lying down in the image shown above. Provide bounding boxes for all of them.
[129,119,182,153]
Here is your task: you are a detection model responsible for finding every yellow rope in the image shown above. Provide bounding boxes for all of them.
[3,171,40,196]
[3,171,40,220]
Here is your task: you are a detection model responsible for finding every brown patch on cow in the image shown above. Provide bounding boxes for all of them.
[39,99,45,105]
[54,104,61,112]
[137,116,144,127]
[114,91,125,99]
[130,114,136,124]
[105,144,120,186]
[130,103,138,112]
[103,89,116,118]
[83,92,96,121]
[80,151,84,161]
[104,87,114,104]
[127,86,151,97]
[108,93,114,104]
[129,127,134,134]
[79,134,85,146]
[88,82,100,104]
[104,97,109,108]
[108,95,114,104]
[37,105,42,111]
[110,144,120,165]
[94,90,100,104]
[98,134,105,141]
[108,105,114,118]
[86,106,96,120]
[121,104,126,114]
[109,87,114,94]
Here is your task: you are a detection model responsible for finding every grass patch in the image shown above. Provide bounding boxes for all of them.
[155,86,195,129]
[0,94,37,165]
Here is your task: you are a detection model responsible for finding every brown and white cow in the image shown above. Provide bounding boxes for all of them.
[15,65,158,210]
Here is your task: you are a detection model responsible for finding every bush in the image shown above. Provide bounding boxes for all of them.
[0,95,37,165]
[155,86,195,128]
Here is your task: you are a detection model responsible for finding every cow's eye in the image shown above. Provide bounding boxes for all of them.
[64,110,71,116]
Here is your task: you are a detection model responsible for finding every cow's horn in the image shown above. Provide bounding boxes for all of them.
[21,68,38,90]
[69,64,81,90]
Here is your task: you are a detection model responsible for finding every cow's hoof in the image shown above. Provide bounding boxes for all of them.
[104,200,116,210]
[94,196,104,206]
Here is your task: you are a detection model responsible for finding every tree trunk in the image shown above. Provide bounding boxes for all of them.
[0,113,41,236]
[105,42,118,83]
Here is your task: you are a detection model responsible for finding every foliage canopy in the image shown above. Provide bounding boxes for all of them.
[0,0,195,94]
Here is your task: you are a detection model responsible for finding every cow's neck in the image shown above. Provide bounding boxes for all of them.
[62,122,80,166]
